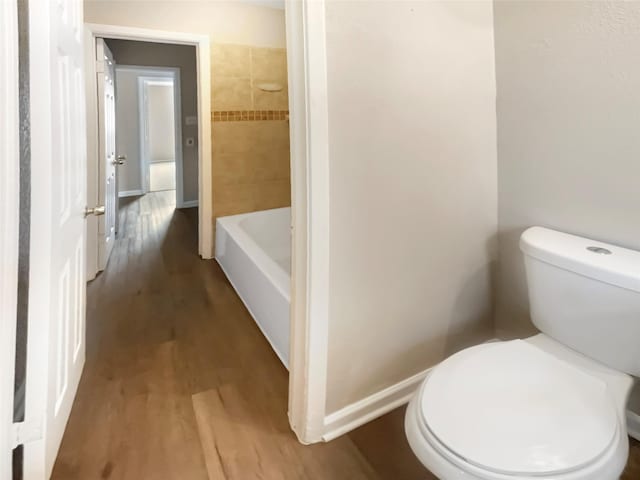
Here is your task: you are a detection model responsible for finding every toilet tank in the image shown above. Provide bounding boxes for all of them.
[520,227,640,376]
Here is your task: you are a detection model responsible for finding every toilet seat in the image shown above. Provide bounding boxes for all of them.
[415,340,622,478]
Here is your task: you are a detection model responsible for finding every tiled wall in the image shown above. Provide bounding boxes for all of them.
[211,43,290,231]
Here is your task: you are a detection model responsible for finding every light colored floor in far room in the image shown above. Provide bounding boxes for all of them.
[50,190,640,479]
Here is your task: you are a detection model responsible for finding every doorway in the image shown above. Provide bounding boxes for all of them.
[3,10,323,477]
[141,77,179,194]
[113,66,184,204]
[85,27,213,284]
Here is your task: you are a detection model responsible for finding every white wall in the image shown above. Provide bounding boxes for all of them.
[324,0,498,413]
[85,0,286,48]
[146,83,176,163]
[494,1,640,337]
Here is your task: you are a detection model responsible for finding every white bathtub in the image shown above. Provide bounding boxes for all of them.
[215,207,291,368]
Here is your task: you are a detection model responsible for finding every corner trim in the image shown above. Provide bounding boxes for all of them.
[285,0,331,444]
[322,367,432,442]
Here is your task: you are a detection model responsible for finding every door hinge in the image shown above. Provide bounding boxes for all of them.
[95,59,104,74]
[12,418,43,448]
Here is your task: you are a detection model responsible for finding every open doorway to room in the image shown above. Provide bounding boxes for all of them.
[117,70,181,200]
[141,78,179,194]
[85,36,206,281]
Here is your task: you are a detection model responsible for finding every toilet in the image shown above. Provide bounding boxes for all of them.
[405,226,639,480]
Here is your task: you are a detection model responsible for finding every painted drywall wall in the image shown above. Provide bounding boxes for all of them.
[107,40,199,203]
[146,83,176,163]
[84,1,286,48]
[494,1,640,337]
[324,0,498,413]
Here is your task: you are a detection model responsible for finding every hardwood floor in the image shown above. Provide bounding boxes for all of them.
[51,191,640,480]
[52,191,376,480]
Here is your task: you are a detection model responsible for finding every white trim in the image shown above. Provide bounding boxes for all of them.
[321,336,502,440]
[628,409,640,442]
[118,189,144,198]
[286,0,332,444]
[0,1,20,476]
[138,75,148,193]
[322,367,432,442]
[180,200,199,208]
[25,0,55,475]
[84,24,213,261]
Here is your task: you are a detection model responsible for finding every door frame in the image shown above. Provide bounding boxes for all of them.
[0,0,20,476]
[85,10,332,445]
[138,73,183,201]
[285,0,332,443]
[85,24,213,280]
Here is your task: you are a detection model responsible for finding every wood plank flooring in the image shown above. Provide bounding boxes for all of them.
[51,191,640,480]
[51,192,376,480]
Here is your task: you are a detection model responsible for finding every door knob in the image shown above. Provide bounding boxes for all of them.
[115,154,126,165]
[84,205,106,218]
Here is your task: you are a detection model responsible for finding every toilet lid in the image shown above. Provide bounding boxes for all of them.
[420,340,618,476]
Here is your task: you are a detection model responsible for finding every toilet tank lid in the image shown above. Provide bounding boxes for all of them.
[520,227,640,293]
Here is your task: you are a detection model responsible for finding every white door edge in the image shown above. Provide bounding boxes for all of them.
[0,0,20,477]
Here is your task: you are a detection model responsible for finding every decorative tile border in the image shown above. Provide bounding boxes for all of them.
[212,110,289,122]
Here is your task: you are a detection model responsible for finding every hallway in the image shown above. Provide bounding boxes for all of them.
[50,192,417,479]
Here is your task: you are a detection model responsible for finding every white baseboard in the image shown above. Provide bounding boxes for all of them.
[119,189,144,198]
[628,409,640,442]
[322,367,432,441]
[179,200,198,208]
[321,338,501,442]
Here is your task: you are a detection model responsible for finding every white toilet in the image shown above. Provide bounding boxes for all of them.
[405,226,639,480]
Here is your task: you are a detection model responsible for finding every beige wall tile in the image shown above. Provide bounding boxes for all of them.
[212,44,251,78]
[213,184,256,217]
[213,77,253,110]
[253,86,289,110]
[213,122,256,155]
[212,152,252,186]
[210,45,291,248]
[252,121,290,152]
[251,47,288,83]
[252,180,291,210]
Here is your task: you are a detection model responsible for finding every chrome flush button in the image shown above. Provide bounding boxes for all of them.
[587,246,612,255]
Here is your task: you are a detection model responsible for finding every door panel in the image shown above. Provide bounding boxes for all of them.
[97,38,117,271]
[24,0,86,476]
[47,0,86,471]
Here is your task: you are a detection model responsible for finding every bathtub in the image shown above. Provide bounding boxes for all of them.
[215,207,291,368]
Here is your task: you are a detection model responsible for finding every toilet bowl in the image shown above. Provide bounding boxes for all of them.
[405,227,640,479]
[405,335,631,480]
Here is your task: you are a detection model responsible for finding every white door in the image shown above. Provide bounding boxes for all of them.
[96,38,117,271]
[23,0,87,477]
